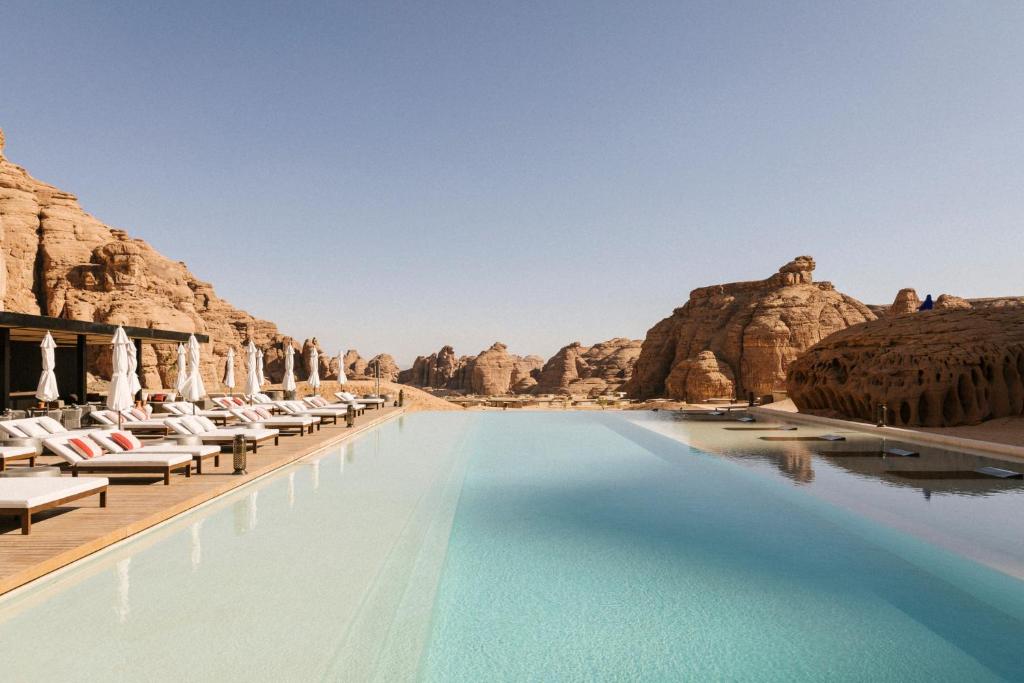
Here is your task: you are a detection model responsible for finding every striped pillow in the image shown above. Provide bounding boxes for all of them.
[110,431,142,450]
[69,437,101,459]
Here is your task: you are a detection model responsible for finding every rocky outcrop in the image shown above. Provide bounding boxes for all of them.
[787,307,1024,427]
[398,342,543,395]
[343,349,369,378]
[889,288,921,315]
[397,345,470,389]
[530,337,642,396]
[0,128,297,390]
[625,256,876,403]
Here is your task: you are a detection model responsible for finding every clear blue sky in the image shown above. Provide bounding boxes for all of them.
[2,1,1022,366]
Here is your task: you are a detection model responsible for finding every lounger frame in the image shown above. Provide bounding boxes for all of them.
[71,462,191,485]
[1,484,108,534]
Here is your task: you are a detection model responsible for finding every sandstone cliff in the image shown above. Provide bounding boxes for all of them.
[787,306,1024,427]
[530,338,642,396]
[624,256,875,403]
[398,342,544,395]
[0,128,382,392]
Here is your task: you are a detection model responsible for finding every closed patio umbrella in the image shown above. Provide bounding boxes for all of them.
[174,344,187,397]
[308,347,320,396]
[282,345,296,394]
[35,331,60,404]
[107,326,134,428]
[257,349,267,387]
[244,341,260,402]
[127,337,142,400]
[223,347,236,394]
[181,334,206,414]
[336,352,346,384]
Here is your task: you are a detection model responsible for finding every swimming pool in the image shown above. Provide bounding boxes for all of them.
[1,412,1023,681]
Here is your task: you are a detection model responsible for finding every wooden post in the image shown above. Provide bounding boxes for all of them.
[0,328,9,412]
[76,334,88,404]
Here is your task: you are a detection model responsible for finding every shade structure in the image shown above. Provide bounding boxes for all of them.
[336,352,347,384]
[308,347,321,394]
[223,347,236,391]
[174,344,187,396]
[244,342,260,397]
[127,338,142,397]
[106,327,134,413]
[257,349,267,386]
[181,334,206,404]
[34,331,60,403]
[282,345,296,392]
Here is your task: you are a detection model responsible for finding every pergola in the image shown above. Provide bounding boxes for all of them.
[0,311,210,411]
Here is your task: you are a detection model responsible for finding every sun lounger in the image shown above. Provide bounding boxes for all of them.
[335,392,385,409]
[309,396,365,415]
[0,415,94,441]
[0,446,38,471]
[157,401,233,424]
[90,409,169,436]
[277,400,340,425]
[215,395,287,414]
[163,416,279,453]
[227,407,319,435]
[89,429,223,474]
[43,433,193,485]
[0,477,108,534]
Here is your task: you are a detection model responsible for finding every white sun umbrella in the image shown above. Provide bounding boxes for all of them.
[244,341,260,403]
[174,343,187,398]
[257,349,267,386]
[336,352,347,385]
[107,326,134,428]
[223,347,236,395]
[282,345,297,394]
[35,331,60,404]
[126,337,142,400]
[181,334,206,414]
[308,347,321,396]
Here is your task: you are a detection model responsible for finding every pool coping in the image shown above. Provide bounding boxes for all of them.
[751,406,1024,462]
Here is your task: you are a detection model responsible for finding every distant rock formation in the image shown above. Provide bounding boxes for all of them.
[530,338,642,396]
[0,127,294,390]
[624,256,876,402]
[870,288,1024,317]
[397,342,544,395]
[889,288,921,315]
[340,350,399,380]
[787,306,1024,427]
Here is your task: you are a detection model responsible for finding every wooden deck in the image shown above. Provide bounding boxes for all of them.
[0,406,403,596]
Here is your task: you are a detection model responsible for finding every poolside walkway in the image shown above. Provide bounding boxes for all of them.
[0,406,403,596]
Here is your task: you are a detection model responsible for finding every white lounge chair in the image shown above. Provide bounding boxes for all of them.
[0,477,108,534]
[43,433,193,485]
[0,446,39,471]
[277,400,340,425]
[309,396,365,415]
[156,401,233,424]
[0,415,94,441]
[163,416,279,453]
[90,409,169,436]
[334,392,385,409]
[226,407,319,436]
[88,429,223,475]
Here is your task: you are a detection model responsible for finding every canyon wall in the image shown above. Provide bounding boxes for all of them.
[624,256,876,403]
[787,306,1024,427]
[0,128,358,392]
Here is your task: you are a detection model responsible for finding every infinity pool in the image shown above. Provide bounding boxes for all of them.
[2,412,1023,681]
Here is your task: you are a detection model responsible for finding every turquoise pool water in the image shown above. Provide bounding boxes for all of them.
[2,412,1024,681]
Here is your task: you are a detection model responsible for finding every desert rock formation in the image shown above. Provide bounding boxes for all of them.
[530,338,642,396]
[398,342,545,395]
[625,256,876,402]
[787,306,1024,427]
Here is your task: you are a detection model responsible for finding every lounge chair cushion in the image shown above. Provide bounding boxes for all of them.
[0,477,109,509]
[69,436,102,459]
[0,446,37,460]
[130,408,149,421]
[181,416,205,434]
[37,416,67,434]
[91,411,115,425]
[18,422,50,438]
[84,452,193,467]
[1,424,29,437]
[196,416,218,431]
[90,430,142,453]
[254,407,273,419]
[241,409,260,422]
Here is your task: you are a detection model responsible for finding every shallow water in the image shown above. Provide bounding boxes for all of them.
[1,412,1023,681]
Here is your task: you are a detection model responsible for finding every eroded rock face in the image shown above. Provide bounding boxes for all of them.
[530,338,642,396]
[624,256,875,402]
[787,307,1024,427]
[0,129,298,390]
[398,343,543,395]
